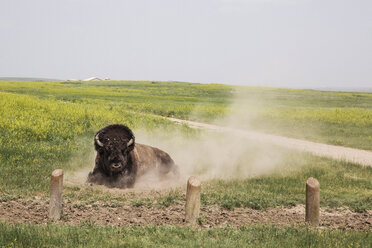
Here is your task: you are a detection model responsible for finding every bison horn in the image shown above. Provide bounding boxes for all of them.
[127,138,134,147]
[95,134,104,147]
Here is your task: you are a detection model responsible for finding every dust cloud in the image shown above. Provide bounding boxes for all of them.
[134,91,287,189]
[134,131,286,189]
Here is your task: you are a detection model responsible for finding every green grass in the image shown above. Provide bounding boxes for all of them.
[202,155,372,212]
[0,80,231,121]
[248,107,372,150]
[0,223,370,248]
[222,87,372,150]
[1,80,371,150]
[64,186,127,207]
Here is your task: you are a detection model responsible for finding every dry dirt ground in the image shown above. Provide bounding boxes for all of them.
[169,118,372,167]
[0,195,371,230]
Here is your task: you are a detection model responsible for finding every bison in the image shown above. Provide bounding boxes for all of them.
[87,124,179,188]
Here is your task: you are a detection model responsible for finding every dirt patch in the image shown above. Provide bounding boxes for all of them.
[0,198,370,230]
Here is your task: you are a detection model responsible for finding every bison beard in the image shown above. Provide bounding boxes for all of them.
[87,124,179,188]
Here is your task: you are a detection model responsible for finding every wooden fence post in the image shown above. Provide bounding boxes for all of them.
[305,177,320,226]
[185,176,201,226]
[49,169,63,220]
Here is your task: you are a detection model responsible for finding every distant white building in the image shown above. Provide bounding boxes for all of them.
[83,77,102,81]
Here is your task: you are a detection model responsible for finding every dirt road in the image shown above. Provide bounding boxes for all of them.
[169,118,372,167]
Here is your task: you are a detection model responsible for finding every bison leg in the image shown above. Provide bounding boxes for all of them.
[87,171,135,189]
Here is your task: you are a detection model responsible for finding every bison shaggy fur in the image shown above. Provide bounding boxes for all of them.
[87,124,179,188]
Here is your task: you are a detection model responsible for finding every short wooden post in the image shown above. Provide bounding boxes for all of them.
[305,177,320,226]
[49,169,63,220]
[185,176,201,226]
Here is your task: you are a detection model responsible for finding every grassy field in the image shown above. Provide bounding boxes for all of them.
[0,80,371,246]
[219,87,372,150]
[0,80,371,150]
[202,156,372,212]
[0,223,371,248]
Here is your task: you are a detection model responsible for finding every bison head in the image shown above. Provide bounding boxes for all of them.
[94,124,135,175]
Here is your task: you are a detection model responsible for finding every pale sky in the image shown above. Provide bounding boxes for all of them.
[0,0,371,88]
